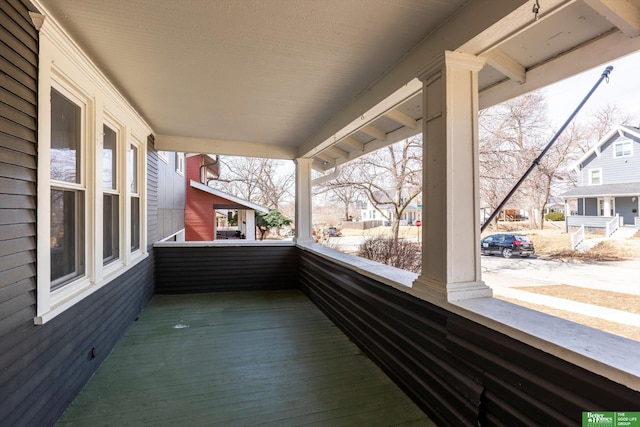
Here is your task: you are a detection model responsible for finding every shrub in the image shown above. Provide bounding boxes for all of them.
[357,236,421,273]
[544,211,565,221]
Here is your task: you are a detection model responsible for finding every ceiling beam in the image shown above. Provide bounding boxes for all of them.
[360,124,386,141]
[315,152,336,164]
[325,145,349,159]
[482,48,526,84]
[385,108,419,129]
[155,135,297,159]
[298,0,537,158]
[479,29,640,109]
[341,136,364,152]
[584,0,640,37]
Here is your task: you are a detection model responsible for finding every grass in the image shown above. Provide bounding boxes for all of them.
[339,221,640,261]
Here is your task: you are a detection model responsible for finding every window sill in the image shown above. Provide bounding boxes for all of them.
[296,242,640,392]
[35,252,149,325]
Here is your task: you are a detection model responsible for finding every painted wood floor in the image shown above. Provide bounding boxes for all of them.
[57,290,435,427]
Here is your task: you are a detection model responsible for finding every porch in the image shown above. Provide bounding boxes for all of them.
[57,290,432,426]
[56,243,640,426]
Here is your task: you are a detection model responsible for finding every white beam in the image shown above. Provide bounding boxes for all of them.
[298,0,534,158]
[155,134,297,159]
[360,124,386,141]
[482,48,526,84]
[341,136,364,151]
[584,0,640,37]
[479,30,640,109]
[325,145,349,159]
[315,152,335,164]
[385,108,419,129]
[459,0,572,55]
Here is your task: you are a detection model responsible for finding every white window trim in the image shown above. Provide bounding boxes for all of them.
[35,13,151,324]
[588,168,602,185]
[100,114,126,279]
[175,152,185,175]
[613,139,633,158]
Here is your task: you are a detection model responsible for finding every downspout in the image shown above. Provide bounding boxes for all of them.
[199,155,220,185]
[311,164,342,186]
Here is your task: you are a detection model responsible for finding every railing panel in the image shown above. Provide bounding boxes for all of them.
[571,224,585,250]
[154,242,298,293]
[297,248,640,426]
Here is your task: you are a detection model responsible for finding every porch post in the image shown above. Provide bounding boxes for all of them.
[294,158,314,243]
[412,51,492,302]
[245,210,256,240]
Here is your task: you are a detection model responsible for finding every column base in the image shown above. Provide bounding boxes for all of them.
[412,275,493,302]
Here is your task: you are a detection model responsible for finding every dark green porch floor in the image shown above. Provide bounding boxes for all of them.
[57,290,434,426]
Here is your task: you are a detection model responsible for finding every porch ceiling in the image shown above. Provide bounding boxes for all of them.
[35,0,640,171]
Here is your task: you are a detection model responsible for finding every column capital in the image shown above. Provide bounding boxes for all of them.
[416,50,486,82]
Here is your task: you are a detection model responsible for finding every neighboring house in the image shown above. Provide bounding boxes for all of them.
[185,154,268,241]
[359,191,420,225]
[561,125,640,230]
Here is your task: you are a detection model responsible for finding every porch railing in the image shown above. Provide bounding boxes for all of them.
[571,224,585,250]
[566,215,616,229]
[605,214,620,238]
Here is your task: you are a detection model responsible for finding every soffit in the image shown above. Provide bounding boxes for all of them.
[34,0,640,171]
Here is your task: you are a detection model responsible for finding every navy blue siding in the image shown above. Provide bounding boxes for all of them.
[0,3,158,424]
[155,244,299,293]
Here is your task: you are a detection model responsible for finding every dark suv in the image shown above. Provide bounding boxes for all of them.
[480,233,534,258]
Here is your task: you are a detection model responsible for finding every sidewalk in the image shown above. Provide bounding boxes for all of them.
[482,258,640,327]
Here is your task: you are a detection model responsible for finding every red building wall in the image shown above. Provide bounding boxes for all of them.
[185,155,243,241]
[186,156,214,241]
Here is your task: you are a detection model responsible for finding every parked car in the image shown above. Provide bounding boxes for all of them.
[480,233,534,258]
[323,227,342,237]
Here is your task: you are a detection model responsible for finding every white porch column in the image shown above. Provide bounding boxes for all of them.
[412,51,492,302]
[603,198,611,216]
[294,158,314,243]
[245,210,256,240]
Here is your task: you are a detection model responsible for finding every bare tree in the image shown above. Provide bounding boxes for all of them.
[210,157,294,210]
[315,165,363,221]
[579,104,633,152]
[479,91,581,229]
[345,136,422,240]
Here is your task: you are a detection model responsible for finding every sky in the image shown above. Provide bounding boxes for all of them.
[545,50,640,126]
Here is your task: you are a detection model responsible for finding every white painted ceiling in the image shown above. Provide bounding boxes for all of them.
[35,0,640,169]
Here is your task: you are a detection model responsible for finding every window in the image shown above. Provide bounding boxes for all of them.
[103,124,119,265]
[130,144,141,251]
[50,88,85,289]
[614,140,632,158]
[589,168,602,185]
[175,152,184,175]
[36,14,150,324]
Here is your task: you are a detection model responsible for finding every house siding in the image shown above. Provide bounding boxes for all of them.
[298,250,640,427]
[0,4,158,425]
[0,0,37,341]
[156,142,185,240]
[155,244,298,293]
[579,133,640,185]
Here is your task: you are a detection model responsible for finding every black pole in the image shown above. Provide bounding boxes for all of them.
[481,65,613,232]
